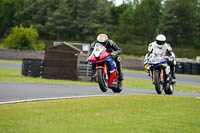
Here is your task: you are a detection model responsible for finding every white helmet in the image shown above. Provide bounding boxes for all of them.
[97,34,108,46]
[156,34,166,48]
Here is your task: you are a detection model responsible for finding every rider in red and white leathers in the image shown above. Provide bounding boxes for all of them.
[144,34,176,83]
[89,34,123,81]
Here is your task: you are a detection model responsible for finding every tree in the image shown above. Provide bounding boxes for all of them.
[131,0,163,45]
[14,0,59,39]
[114,0,162,45]
[160,0,199,47]
[0,0,24,37]
[4,25,39,50]
[113,5,135,44]
[45,0,113,42]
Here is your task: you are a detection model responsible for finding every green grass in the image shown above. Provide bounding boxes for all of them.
[0,68,96,86]
[124,78,200,93]
[0,59,21,64]
[0,68,200,93]
[0,95,199,133]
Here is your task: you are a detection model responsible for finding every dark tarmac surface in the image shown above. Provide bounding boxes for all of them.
[0,62,199,104]
[0,82,199,104]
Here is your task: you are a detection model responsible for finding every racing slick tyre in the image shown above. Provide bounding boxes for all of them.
[111,81,123,93]
[97,69,108,92]
[154,71,163,94]
[164,84,174,95]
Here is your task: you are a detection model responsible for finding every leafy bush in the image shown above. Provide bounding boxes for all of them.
[34,41,45,51]
[4,25,39,50]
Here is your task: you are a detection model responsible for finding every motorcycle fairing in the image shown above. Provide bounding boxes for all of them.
[88,43,118,88]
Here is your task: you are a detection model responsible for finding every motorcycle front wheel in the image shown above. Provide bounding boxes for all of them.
[154,71,163,94]
[97,69,108,92]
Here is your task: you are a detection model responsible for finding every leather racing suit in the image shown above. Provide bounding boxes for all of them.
[144,41,176,80]
[89,39,123,81]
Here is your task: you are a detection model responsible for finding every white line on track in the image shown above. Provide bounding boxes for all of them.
[0,95,113,105]
[196,97,200,99]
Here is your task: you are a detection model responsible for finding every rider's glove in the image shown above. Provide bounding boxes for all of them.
[144,59,148,65]
[111,51,118,57]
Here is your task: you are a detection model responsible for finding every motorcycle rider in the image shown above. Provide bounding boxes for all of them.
[144,34,176,83]
[89,33,123,81]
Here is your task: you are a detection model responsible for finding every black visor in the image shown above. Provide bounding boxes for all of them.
[156,40,165,45]
[97,41,107,46]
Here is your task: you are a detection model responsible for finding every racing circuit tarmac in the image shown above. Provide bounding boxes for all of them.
[0,62,200,104]
[0,82,200,104]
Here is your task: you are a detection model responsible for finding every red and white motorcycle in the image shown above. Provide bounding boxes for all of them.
[88,43,123,93]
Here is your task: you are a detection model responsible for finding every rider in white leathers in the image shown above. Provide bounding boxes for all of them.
[144,34,176,83]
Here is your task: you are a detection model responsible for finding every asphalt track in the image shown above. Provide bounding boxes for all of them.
[0,82,200,104]
[0,62,200,104]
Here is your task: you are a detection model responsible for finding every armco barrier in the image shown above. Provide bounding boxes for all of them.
[79,61,92,77]
[0,48,44,60]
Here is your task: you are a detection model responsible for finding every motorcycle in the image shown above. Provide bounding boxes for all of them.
[145,49,174,95]
[87,43,123,93]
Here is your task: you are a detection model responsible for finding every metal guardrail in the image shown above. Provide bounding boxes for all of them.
[79,62,92,77]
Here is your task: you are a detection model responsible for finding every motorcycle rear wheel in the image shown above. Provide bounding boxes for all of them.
[111,81,123,93]
[154,71,163,94]
[97,69,108,92]
[164,84,174,95]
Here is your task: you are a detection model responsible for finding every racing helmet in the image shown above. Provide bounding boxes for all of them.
[97,34,108,46]
[156,34,166,48]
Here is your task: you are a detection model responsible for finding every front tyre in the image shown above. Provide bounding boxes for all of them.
[97,69,108,92]
[154,71,163,94]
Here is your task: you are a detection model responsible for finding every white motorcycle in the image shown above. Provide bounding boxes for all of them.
[145,49,174,95]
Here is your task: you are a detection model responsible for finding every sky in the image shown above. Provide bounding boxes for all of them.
[115,0,123,6]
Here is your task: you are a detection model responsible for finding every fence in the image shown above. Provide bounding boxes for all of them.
[79,61,92,77]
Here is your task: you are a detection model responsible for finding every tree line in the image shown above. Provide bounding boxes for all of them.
[0,0,200,50]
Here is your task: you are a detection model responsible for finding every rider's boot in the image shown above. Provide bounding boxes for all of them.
[171,72,176,84]
[146,66,151,76]
[171,65,176,84]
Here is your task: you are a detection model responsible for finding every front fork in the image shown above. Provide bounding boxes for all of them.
[96,64,108,80]
[152,67,164,83]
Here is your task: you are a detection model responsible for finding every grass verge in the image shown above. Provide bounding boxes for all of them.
[0,68,200,93]
[124,78,200,93]
[0,59,21,64]
[0,68,96,86]
[0,95,200,133]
